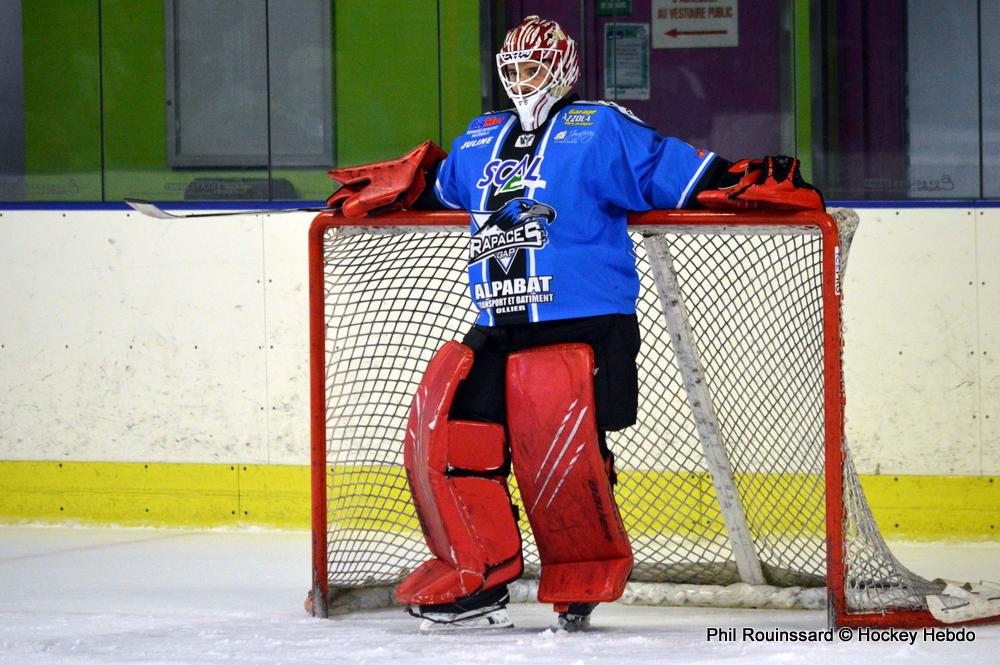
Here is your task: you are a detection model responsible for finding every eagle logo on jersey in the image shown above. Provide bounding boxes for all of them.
[469,198,556,273]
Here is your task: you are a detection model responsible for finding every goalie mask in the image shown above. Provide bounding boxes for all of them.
[497,15,580,131]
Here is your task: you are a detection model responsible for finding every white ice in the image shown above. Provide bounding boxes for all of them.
[2,526,999,664]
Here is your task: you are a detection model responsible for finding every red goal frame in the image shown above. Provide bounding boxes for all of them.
[306,208,988,629]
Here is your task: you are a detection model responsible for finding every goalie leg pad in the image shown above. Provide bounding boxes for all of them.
[506,343,633,604]
[395,341,523,606]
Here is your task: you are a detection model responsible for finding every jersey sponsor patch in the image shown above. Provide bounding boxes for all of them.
[469,115,505,131]
[473,275,553,301]
[515,133,535,148]
[469,197,555,273]
[476,155,547,196]
[460,136,494,150]
[473,275,555,315]
[553,129,595,144]
[563,109,597,126]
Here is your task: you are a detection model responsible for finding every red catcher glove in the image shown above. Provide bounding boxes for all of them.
[696,155,825,211]
[326,140,447,217]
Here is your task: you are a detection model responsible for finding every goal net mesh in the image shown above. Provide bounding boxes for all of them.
[318,211,939,615]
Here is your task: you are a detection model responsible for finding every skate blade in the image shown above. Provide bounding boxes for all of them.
[553,616,592,633]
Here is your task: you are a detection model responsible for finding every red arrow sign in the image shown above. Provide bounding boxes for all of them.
[665,28,729,38]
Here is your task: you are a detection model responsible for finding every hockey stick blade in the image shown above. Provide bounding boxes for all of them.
[124,198,334,220]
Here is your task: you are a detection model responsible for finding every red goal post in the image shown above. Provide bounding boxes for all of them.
[307,207,997,629]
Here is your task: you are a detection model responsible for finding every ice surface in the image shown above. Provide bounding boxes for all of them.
[2,526,999,664]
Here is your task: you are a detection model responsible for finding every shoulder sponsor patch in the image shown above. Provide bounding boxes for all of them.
[563,109,598,126]
[468,115,506,132]
[553,129,595,144]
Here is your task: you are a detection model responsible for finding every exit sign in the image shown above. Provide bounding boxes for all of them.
[598,0,633,16]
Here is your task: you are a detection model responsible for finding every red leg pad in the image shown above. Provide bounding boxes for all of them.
[506,344,633,604]
[395,342,523,605]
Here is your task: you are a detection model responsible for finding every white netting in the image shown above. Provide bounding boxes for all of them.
[317,209,940,616]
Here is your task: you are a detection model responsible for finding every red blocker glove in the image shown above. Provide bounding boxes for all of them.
[326,140,447,217]
[696,155,825,211]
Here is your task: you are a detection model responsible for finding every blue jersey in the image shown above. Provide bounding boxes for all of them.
[433,100,716,327]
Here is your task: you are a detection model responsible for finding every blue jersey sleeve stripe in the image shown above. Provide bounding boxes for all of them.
[481,259,494,325]
[535,108,564,157]
[528,248,539,322]
[676,151,717,209]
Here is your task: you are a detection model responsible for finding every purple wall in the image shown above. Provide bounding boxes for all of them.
[823,0,907,197]
[504,0,910,198]
[507,0,787,160]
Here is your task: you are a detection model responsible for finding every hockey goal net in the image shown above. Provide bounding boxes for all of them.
[308,208,994,627]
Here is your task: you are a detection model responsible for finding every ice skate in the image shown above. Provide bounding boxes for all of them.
[554,602,597,632]
[410,604,513,632]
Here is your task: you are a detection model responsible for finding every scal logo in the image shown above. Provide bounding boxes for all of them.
[477,155,546,195]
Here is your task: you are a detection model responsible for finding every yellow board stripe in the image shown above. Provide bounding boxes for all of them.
[0,461,997,540]
[0,461,310,529]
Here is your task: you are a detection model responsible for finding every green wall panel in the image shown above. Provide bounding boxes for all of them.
[792,0,814,181]
[18,0,483,201]
[334,0,441,165]
[439,0,482,146]
[22,0,102,200]
[99,0,276,201]
[100,0,168,201]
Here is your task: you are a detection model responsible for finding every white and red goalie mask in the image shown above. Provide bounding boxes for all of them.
[496,15,580,131]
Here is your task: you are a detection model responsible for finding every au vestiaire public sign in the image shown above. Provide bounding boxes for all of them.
[652,0,739,48]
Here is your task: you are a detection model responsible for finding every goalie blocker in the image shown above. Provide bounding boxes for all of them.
[326,140,446,218]
[695,155,825,211]
[396,340,633,612]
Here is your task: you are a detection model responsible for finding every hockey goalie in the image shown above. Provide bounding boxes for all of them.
[326,15,823,631]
